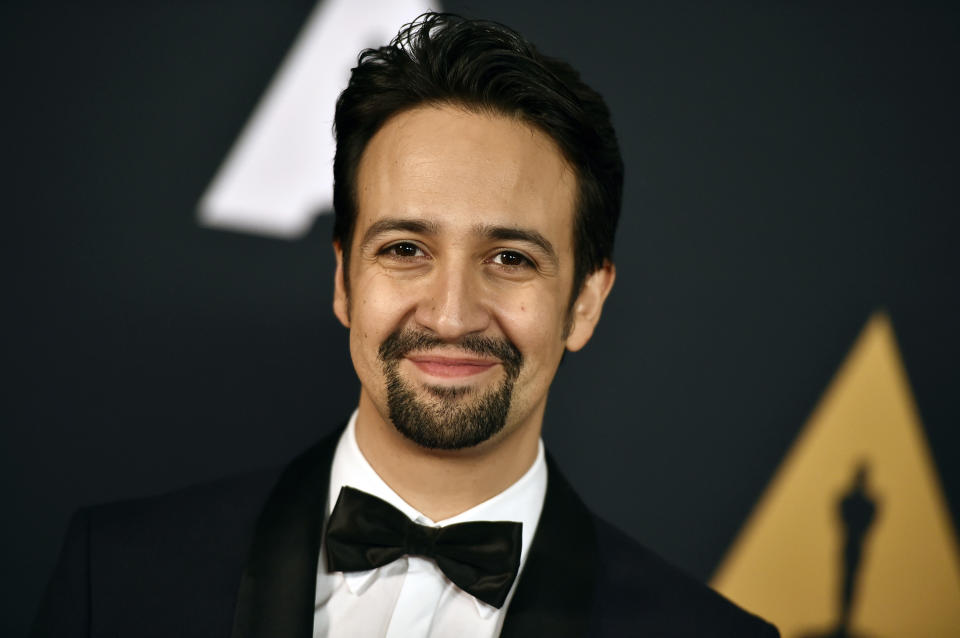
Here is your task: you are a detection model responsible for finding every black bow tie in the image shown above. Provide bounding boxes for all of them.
[324,486,522,609]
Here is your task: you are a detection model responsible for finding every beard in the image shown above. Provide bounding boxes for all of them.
[377,328,524,450]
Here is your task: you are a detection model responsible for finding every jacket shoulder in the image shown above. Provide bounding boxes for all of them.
[87,467,282,590]
[32,467,282,638]
[591,517,779,637]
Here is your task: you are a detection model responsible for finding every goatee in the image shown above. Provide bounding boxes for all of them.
[377,328,523,450]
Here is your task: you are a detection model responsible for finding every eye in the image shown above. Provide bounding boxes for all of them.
[380,242,425,259]
[490,250,534,269]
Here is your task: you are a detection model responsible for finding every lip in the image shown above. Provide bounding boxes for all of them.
[405,355,500,379]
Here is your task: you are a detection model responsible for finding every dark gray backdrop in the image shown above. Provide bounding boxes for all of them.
[6,1,959,636]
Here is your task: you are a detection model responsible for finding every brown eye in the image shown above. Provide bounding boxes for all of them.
[492,251,532,268]
[384,242,423,258]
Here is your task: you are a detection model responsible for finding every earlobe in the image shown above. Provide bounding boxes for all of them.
[333,242,350,328]
[564,261,616,352]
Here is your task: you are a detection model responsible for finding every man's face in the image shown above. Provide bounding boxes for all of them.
[334,105,610,450]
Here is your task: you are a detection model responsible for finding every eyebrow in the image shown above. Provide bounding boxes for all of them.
[360,218,442,250]
[479,225,558,263]
[359,217,559,264]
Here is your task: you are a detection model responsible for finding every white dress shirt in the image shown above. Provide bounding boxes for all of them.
[313,411,548,638]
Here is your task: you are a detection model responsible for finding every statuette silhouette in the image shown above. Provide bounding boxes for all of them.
[801,461,881,638]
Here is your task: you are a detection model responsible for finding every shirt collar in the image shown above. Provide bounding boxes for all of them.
[324,409,548,617]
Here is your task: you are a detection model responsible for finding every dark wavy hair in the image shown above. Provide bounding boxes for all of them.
[333,12,623,298]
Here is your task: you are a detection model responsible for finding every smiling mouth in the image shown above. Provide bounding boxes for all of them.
[405,355,500,379]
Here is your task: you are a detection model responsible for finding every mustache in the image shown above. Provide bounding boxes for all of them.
[378,328,524,379]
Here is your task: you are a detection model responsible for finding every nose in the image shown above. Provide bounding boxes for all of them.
[413,258,491,340]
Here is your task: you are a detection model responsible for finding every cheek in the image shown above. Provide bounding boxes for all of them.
[495,291,568,364]
[349,274,420,353]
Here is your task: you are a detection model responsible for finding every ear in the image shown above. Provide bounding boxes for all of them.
[333,241,350,328]
[564,261,616,352]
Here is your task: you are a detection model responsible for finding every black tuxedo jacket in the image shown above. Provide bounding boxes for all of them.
[32,427,779,637]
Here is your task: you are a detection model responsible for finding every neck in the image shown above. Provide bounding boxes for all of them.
[353,391,543,521]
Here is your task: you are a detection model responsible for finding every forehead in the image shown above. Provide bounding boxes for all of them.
[355,105,577,249]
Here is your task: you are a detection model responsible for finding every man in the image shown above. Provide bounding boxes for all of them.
[33,13,779,637]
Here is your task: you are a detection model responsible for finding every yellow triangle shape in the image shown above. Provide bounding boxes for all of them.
[711,313,960,637]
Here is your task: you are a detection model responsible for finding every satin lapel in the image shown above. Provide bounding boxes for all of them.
[499,455,598,638]
[231,429,341,638]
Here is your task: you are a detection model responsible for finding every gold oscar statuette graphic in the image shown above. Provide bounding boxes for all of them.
[711,313,960,637]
